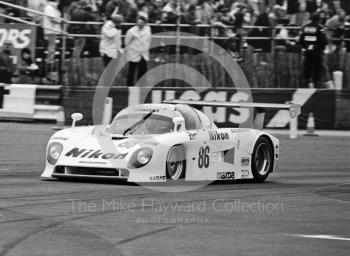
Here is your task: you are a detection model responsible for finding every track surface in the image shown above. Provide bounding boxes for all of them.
[0,123,349,256]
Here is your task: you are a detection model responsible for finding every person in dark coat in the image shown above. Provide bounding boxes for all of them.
[248,11,272,52]
[0,41,15,84]
[17,48,38,84]
[299,12,330,88]
[69,0,97,58]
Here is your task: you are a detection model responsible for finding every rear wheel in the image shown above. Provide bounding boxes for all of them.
[251,137,273,182]
[166,145,186,180]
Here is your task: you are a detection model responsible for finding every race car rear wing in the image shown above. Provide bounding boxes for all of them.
[163,100,301,130]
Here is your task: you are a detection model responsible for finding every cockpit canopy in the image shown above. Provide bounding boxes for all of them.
[109,113,174,135]
[108,104,214,135]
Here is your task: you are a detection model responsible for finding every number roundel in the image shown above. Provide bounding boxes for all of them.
[198,146,210,168]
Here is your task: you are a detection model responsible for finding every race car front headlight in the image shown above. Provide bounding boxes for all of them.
[47,142,63,165]
[129,148,153,168]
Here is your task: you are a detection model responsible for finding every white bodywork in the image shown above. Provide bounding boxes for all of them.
[42,103,280,183]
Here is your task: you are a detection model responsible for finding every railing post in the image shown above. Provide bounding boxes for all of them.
[61,19,67,86]
[271,26,276,88]
[175,0,181,87]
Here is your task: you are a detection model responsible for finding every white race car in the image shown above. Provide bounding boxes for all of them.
[41,100,301,183]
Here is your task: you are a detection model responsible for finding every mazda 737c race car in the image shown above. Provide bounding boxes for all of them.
[41,100,301,183]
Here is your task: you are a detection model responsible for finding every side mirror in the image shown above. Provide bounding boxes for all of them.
[71,113,83,128]
[172,117,185,132]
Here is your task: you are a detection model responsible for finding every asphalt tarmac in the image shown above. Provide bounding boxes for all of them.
[0,123,349,256]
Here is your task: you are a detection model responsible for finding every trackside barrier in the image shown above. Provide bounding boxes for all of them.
[0,84,63,122]
[333,71,343,90]
[64,87,343,129]
[304,113,318,137]
[289,101,298,139]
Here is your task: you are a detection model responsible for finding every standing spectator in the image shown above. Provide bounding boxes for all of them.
[105,0,138,22]
[67,0,80,19]
[286,0,299,24]
[325,8,346,78]
[319,9,329,25]
[162,0,178,24]
[17,48,39,84]
[69,0,97,58]
[0,41,16,84]
[125,16,152,86]
[326,8,346,39]
[100,14,123,67]
[42,0,62,67]
[104,0,120,20]
[147,0,163,24]
[299,12,330,88]
[58,0,73,17]
[248,9,272,52]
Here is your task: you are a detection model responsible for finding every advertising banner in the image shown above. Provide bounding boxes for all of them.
[0,23,37,65]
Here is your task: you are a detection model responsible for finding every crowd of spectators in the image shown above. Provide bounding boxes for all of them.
[1,1,350,30]
[1,0,350,86]
[2,0,350,54]
[1,1,350,53]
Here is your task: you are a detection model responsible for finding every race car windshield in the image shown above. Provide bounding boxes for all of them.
[109,113,174,135]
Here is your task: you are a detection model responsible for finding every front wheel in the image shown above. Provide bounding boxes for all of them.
[166,145,186,181]
[251,137,273,182]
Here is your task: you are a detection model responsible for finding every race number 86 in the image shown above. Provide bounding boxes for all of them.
[198,146,210,168]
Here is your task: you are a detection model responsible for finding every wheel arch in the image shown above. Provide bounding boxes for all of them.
[257,135,275,173]
[237,130,276,154]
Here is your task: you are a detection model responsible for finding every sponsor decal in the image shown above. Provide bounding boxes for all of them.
[241,157,250,167]
[150,175,166,181]
[241,170,249,177]
[304,27,317,33]
[230,129,238,134]
[78,160,107,165]
[117,140,138,149]
[140,142,159,146]
[135,108,159,112]
[187,131,197,140]
[65,148,127,160]
[275,144,279,158]
[51,137,68,141]
[208,130,229,141]
[217,172,235,180]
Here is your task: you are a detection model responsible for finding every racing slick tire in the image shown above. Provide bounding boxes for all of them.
[166,145,186,181]
[251,137,273,182]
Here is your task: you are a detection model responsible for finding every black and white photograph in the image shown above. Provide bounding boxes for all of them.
[0,0,349,255]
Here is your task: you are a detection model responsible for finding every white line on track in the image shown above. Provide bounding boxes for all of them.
[265,130,350,137]
[319,183,350,191]
[286,234,350,241]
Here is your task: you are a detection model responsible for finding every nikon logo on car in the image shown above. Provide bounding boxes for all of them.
[65,148,127,160]
[209,130,229,141]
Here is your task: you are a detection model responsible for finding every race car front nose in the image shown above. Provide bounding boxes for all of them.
[52,166,130,180]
